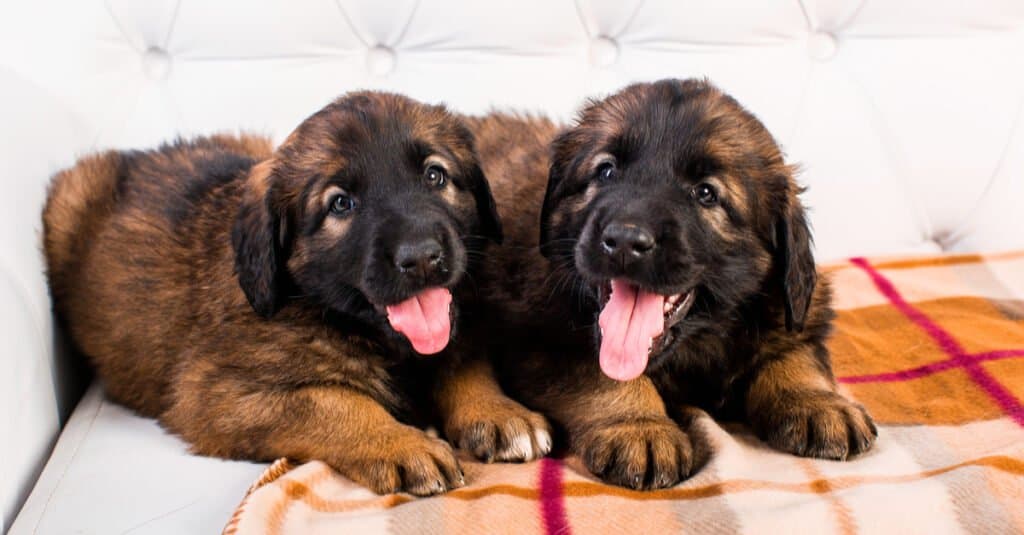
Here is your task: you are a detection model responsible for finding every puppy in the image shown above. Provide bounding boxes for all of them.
[466,79,876,490]
[43,91,547,496]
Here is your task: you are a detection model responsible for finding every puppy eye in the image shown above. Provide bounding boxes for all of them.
[596,161,616,181]
[424,165,447,188]
[329,193,355,215]
[693,183,718,206]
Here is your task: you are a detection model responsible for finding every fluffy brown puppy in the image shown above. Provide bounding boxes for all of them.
[465,79,876,490]
[43,91,549,496]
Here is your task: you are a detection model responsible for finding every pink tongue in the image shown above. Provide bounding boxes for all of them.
[385,288,452,355]
[598,279,665,381]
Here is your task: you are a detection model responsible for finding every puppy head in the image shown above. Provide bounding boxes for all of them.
[233,91,501,355]
[540,79,815,380]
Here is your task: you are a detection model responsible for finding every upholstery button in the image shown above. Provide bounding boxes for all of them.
[366,45,396,76]
[589,36,619,67]
[807,32,838,61]
[142,47,171,80]
[929,232,950,252]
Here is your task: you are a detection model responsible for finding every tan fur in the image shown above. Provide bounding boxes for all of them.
[435,358,552,462]
[699,177,742,242]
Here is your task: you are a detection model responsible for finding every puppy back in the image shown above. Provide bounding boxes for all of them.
[43,150,126,307]
[42,134,273,307]
[463,112,557,248]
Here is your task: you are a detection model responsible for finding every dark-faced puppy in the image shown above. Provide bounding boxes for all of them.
[469,79,876,491]
[542,79,877,477]
[464,111,703,491]
[42,91,541,496]
[235,93,502,354]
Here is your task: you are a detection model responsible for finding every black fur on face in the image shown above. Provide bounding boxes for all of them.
[233,92,502,348]
[539,79,816,365]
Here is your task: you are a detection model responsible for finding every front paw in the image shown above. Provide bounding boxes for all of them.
[577,417,696,490]
[344,427,465,496]
[445,398,552,463]
[752,391,877,460]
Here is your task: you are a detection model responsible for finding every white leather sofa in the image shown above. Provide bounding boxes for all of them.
[3,1,1022,533]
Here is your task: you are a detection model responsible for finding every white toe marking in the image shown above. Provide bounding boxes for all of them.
[534,428,553,456]
[496,433,535,461]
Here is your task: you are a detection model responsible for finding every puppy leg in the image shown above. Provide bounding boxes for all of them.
[512,356,701,490]
[436,357,552,462]
[166,372,464,496]
[745,345,877,459]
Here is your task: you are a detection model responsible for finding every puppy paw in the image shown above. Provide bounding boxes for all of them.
[753,391,877,460]
[577,417,696,490]
[345,427,465,496]
[445,398,552,463]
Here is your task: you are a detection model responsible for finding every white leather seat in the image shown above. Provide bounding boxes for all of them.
[10,385,265,535]
[3,1,1022,532]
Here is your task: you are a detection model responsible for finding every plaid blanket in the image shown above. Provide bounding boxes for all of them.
[224,251,1024,534]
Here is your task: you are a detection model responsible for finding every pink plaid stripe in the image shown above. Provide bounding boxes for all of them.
[539,458,570,535]
[846,257,1024,427]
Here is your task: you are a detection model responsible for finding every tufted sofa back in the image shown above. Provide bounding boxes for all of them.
[1,1,1022,528]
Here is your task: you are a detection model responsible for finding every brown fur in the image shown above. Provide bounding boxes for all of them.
[42,92,541,496]
[459,112,704,489]
[462,79,875,490]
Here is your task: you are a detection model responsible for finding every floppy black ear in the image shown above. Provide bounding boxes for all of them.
[469,164,503,244]
[774,193,817,332]
[537,162,563,259]
[538,130,574,259]
[232,161,286,318]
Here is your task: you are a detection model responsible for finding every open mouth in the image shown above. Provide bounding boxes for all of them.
[382,287,453,355]
[596,279,696,381]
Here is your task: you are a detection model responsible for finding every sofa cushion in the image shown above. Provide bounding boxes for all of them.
[9,384,265,535]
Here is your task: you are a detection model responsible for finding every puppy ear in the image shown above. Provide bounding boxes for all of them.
[469,164,503,244]
[538,163,562,259]
[774,188,817,332]
[538,129,573,259]
[232,160,286,318]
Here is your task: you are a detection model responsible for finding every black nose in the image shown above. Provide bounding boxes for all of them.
[395,238,444,276]
[601,222,655,258]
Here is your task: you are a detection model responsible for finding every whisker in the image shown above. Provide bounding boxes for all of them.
[460,270,480,297]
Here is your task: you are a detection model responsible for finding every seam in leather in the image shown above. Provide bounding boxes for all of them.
[616,0,648,40]
[161,0,182,50]
[330,0,370,47]
[796,0,816,30]
[103,0,142,53]
[31,389,104,535]
[572,0,594,38]
[0,260,49,357]
[390,0,422,48]
[945,92,1024,248]
[840,60,933,243]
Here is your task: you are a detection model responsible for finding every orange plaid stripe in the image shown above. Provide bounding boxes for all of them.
[842,258,1024,427]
